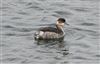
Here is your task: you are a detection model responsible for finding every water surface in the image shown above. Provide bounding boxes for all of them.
[1,0,100,64]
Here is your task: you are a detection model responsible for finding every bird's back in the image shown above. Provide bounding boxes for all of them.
[34,27,64,40]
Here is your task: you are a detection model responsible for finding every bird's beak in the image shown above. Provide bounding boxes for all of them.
[65,22,69,25]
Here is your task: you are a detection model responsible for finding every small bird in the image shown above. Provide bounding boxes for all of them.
[34,18,69,40]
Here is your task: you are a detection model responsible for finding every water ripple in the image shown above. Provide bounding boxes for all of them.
[80,22,97,26]
[17,12,29,15]
[51,3,69,7]
[3,57,22,62]
[3,25,15,29]
[27,6,44,10]
[72,56,90,60]
[71,7,92,12]
[73,27,99,37]
[54,11,73,16]
[11,17,22,20]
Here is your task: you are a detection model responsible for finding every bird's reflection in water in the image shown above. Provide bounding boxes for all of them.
[35,39,69,56]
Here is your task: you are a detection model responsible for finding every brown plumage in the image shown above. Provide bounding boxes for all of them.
[34,18,67,40]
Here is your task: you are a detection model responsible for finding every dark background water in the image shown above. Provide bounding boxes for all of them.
[1,0,100,64]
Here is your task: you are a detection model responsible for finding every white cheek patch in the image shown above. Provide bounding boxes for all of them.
[60,23,64,26]
[56,22,64,26]
[56,21,59,24]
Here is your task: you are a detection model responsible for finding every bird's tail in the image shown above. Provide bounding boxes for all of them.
[34,32,40,40]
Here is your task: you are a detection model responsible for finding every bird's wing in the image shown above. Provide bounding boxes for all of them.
[39,27,57,33]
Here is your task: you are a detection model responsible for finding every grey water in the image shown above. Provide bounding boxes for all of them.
[1,0,100,64]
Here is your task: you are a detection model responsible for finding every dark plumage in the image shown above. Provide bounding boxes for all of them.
[39,26,63,34]
[34,18,68,40]
[57,18,66,23]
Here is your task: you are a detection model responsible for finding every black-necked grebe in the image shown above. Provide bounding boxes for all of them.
[34,18,69,40]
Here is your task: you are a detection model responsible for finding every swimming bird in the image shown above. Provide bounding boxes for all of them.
[34,18,69,40]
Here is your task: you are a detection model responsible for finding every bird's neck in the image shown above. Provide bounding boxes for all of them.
[56,25,64,34]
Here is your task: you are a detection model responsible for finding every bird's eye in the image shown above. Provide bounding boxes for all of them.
[58,21,62,23]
